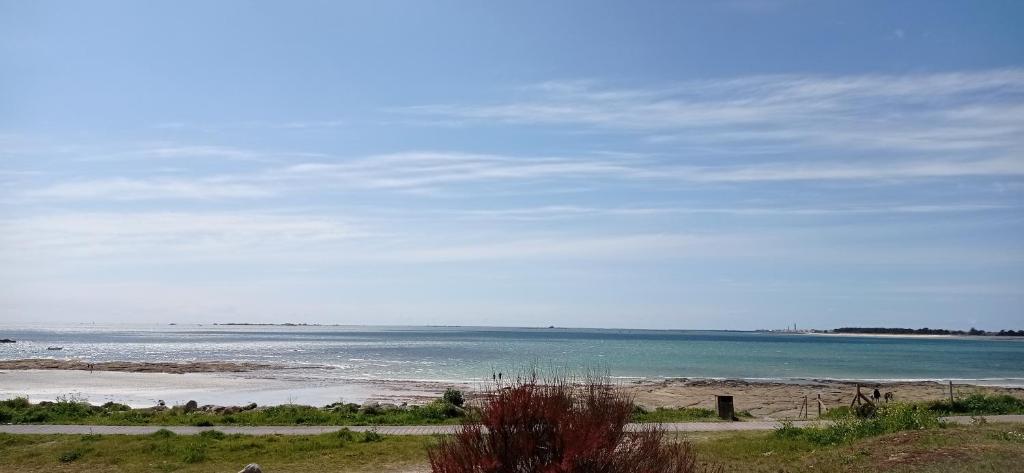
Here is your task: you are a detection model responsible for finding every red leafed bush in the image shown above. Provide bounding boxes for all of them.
[428,374,716,473]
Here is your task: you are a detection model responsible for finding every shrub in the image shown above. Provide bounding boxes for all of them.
[58,449,85,462]
[335,428,356,441]
[151,428,176,439]
[198,429,226,440]
[0,397,30,409]
[360,431,383,443]
[443,388,466,407]
[101,401,131,411]
[421,400,463,420]
[428,373,715,473]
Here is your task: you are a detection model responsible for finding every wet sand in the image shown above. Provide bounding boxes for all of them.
[0,359,273,374]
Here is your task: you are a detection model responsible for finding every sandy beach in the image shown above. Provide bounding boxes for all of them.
[628,378,1024,419]
[3,364,1022,419]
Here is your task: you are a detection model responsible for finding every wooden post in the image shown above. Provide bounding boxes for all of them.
[949,381,954,404]
[804,395,809,419]
[716,395,735,421]
[817,393,822,417]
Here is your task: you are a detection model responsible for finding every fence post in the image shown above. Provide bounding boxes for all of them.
[716,395,735,421]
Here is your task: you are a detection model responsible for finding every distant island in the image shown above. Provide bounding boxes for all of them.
[832,327,1023,337]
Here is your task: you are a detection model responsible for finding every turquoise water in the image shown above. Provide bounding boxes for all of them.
[1,325,1022,385]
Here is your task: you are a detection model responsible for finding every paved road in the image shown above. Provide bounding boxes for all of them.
[1,415,1021,436]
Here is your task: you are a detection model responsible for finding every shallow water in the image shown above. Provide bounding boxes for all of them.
[2,324,1022,386]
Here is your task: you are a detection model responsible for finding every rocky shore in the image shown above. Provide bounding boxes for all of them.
[0,359,273,374]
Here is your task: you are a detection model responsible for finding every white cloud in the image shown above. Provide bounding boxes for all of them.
[0,212,362,260]
[400,69,1024,154]
[22,177,273,201]
[669,156,1024,182]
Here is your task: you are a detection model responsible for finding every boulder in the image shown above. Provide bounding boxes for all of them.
[183,400,198,413]
[359,401,381,414]
[238,464,263,473]
[0,339,15,343]
[241,402,258,411]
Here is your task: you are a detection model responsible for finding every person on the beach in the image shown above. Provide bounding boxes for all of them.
[872,386,881,403]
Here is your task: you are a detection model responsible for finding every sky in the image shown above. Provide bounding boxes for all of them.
[1,0,1023,330]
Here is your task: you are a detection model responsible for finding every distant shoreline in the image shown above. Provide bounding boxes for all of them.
[800,332,1024,341]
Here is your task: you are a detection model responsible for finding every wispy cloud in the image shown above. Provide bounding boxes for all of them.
[400,69,1024,154]
[23,177,273,201]
[433,203,1011,221]
[13,150,1024,203]
[0,212,363,260]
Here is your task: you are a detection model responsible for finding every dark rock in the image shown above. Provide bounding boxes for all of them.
[0,339,15,343]
[183,400,198,412]
[241,402,258,411]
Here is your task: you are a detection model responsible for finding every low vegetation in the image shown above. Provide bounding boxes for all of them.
[819,392,1024,421]
[693,423,1024,473]
[927,393,1024,415]
[777,402,942,445]
[1,424,1021,472]
[632,406,722,423]
[0,395,466,426]
[0,391,738,426]
[0,429,430,473]
[429,374,716,473]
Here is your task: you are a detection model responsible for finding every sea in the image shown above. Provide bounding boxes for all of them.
[2,324,1022,385]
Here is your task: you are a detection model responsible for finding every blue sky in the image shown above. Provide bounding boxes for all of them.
[1,0,1023,329]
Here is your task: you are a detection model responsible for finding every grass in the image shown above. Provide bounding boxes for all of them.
[0,396,467,426]
[822,393,1024,420]
[632,406,721,423]
[0,396,733,426]
[926,393,1024,416]
[778,403,943,445]
[0,429,433,473]
[1,424,1021,472]
[689,423,1024,473]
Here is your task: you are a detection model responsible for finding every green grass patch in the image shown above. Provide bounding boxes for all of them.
[0,396,467,426]
[776,402,942,445]
[0,430,432,472]
[691,422,1024,473]
[631,406,719,422]
[927,393,1024,415]
[1,424,1021,473]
